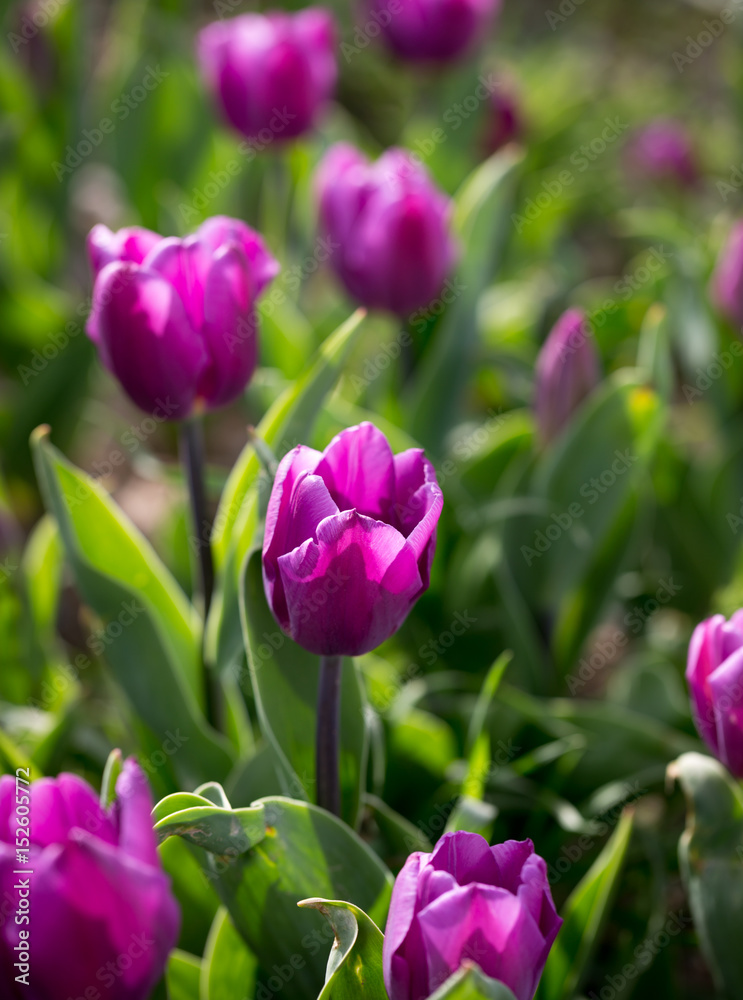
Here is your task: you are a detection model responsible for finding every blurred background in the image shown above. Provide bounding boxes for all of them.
[3,0,743,996]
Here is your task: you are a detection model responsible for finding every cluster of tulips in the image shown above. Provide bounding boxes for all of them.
[2,0,743,998]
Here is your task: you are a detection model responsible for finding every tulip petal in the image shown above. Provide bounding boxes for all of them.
[87,224,162,279]
[709,648,743,778]
[687,614,726,754]
[277,509,421,655]
[114,758,159,867]
[430,831,501,886]
[489,839,534,893]
[383,852,430,1000]
[91,262,207,419]
[29,773,117,849]
[314,422,396,520]
[0,777,14,844]
[196,216,280,295]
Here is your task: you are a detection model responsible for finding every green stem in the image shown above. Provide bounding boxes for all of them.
[316,654,343,816]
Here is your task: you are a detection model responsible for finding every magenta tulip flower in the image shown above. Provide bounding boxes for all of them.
[0,758,179,999]
[86,216,279,419]
[368,0,501,62]
[197,9,337,146]
[263,422,443,657]
[316,144,457,316]
[534,308,600,444]
[687,612,743,778]
[711,221,743,330]
[626,119,698,188]
[383,831,562,1000]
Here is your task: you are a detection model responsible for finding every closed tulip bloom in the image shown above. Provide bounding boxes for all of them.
[534,309,600,444]
[197,9,337,145]
[86,217,279,419]
[711,221,743,330]
[316,144,457,316]
[368,0,500,62]
[686,612,743,778]
[262,422,443,656]
[0,758,179,999]
[626,119,698,187]
[383,831,562,1000]
[484,88,522,157]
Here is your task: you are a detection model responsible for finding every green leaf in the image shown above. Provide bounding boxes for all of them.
[298,898,387,999]
[239,549,368,827]
[31,428,232,787]
[200,907,258,1000]
[428,966,519,1000]
[21,513,62,637]
[188,796,393,1000]
[100,747,123,808]
[166,950,202,1000]
[407,147,523,451]
[669,752,743,998]
[153,789,266,855]
[207,308,367,671]
[537,808,635,1000]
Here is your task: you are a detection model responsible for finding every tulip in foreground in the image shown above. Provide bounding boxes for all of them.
[86,216,279,419]
[368,0,501,63]
[383,831,562,1000]
[687,611,743,778]
[0,758,179,999]
[263,422,443,814]
[316,144,457,316]
[711,221,743,330]
[534,308,600,444]
[197,9,337,145]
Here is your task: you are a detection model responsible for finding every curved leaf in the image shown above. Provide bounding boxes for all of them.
[298,898,386,999]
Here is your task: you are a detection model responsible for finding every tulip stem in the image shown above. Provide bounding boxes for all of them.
[316,654,343,817]
[179,418,214,618]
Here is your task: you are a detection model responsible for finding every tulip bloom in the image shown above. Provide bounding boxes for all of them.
[368,0,500,62]
[383,831,562,1000]
[0,758,179,999]
[626,120,698,187]
[687,612,743,778]
[86,217,279,419]
[534,309,600,444]
[316,144,457,316]
[711,221,743,330]
[262,422,443,656]
[197,9,337,145]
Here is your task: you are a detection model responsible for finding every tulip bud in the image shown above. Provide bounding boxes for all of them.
[686,612,743,778]
[262,422,443,656]
[711,221,743,330]
[0,758,179,999]
[626,119,698,188]
[534,308,600,445]
[197,9,337,146]
[483,87,522,157]
[383,831,562,1000]
[85,216,279,419]
[315,143,457,316]
[368,0,501,62]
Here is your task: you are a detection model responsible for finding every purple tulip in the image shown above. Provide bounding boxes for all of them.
[484,88,522,157]
[534,308,600,444]
[0,758,179,999]
[626,119,698,187]
[368,0,501,62]
[686,612,743,778]
[383,831,562,1000]
[711,221,743,330]
[316,144,457,316]
[262,422,443,656]
[197,9,337,145]
[86,216,279,419]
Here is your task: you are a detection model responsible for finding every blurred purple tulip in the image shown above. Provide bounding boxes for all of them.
[484,88,522,157]
[262,422,443,656]
[711,221,743,330]
[0,758,179,1000]
[197,9,337,145]
[687,612,743,778]
[86,217,279,418]
[626,119,698,187]
[368,0,500,62]
[534,308,600,444]
[316,143,457,316]
[383,831,562,1000]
